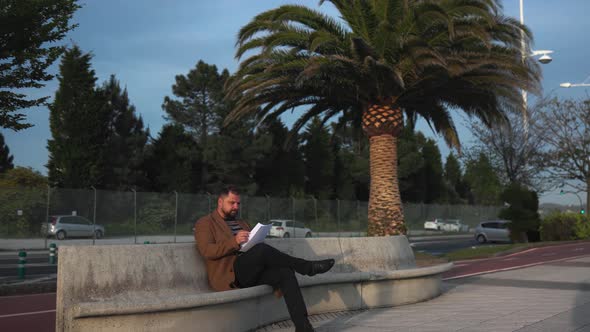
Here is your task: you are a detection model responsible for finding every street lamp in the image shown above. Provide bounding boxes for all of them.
[559,189,585,214]
[560,75,590,88]
[520,1,553,139]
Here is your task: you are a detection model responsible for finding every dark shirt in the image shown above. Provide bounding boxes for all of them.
[225,219,243,236]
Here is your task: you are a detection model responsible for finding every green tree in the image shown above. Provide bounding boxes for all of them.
[398,128,426,202]
[47,46,110,188]
[331,126,356,200]
[0,0,80,130]
[226,0,540,235]
[301,117,335,199]
[464,153,502,205]
[204,122,263,195]
[143,124,201,193]
[254,118,305,197]
[0,166,46,188]
[421,139,444,203]
[444,153,469,203]
[499,183,540,242]
[0,133,14,173]
[0,167,47,236]
[162,60,229,187]
[397,130,445,203]
[331,119,370,200]
[97,75,149,190]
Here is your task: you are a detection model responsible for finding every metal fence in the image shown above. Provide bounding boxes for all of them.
[0,187,503,247]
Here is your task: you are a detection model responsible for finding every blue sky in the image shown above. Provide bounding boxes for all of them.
[2,0,590,205]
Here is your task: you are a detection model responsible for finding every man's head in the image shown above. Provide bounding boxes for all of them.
[217,185,240,220]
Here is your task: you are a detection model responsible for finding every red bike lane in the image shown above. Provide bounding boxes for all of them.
[0,292,56,332]
[1,241,589,332]
[443,241,590,280]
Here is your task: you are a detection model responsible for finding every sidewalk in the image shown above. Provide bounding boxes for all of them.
[259,255,590,331]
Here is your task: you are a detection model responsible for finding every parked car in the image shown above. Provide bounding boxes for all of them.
[268,219,312,238]
[425,218,469,232]
[41,215,105,240]
[474,220,511,244]
[424,218,444,230]
[440,219,469,232]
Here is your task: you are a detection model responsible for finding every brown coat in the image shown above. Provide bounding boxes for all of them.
[194,210,251,291]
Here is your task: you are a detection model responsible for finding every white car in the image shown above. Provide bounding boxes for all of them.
[268,219,312,238]
[440,219,469,232]
[424,218,444,230]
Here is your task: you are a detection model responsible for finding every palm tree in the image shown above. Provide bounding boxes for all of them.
[225,0,541,236]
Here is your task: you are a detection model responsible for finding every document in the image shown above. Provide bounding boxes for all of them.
[239,223,272,252]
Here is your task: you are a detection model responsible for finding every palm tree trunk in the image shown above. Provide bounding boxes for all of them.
[367,134,406,236]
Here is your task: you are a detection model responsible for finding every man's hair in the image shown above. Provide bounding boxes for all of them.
[219,185,240,198]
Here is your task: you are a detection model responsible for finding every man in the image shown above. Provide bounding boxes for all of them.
[194,186,335,332]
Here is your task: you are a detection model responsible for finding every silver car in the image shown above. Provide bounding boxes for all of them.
[41,215,105,240]
[474,220,511,244]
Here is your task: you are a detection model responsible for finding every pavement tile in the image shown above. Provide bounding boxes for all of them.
[261,255,590,332]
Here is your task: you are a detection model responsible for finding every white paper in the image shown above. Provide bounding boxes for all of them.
[239,223,272,252]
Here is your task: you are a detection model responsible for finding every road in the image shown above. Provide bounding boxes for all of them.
[0,253,57,278]
[1,241,589,332]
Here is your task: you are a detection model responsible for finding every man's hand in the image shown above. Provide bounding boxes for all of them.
[235,230,250,245]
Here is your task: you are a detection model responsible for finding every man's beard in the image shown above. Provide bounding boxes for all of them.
[224,209,238,220]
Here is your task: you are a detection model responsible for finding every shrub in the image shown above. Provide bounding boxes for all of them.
[498,183,540,242]
[0,187,47,237]
[540,212,579,241]
[574,216,590,239]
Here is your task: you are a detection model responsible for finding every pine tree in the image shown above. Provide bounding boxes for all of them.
[204,97,262,194]
[464,153,502,205]
[444,153,470,203]
[162,60,228,187]
[97,75,149,190]
[254,118,305,197]
[0,133,14,173]
[47,46,109,188]
[301,117,335,199]
[0,0,80,131]
[397,129,426,202]
[421,139,444,203]
[143,124,200,192]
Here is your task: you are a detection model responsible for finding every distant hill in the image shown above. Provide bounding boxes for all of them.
[539,202,586,215]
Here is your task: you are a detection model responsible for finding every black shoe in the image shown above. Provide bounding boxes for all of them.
[308,259,335,276]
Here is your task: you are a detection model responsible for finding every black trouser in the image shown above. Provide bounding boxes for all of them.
[234,243,313,332]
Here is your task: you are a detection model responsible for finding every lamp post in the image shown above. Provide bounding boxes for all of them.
[560,76,590,88]
[560,190,584,214]
[519,0,553,139]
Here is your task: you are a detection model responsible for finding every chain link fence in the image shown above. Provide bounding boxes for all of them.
[0,187,503,248]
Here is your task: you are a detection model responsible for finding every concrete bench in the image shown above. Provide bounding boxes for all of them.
[56,236,453,331]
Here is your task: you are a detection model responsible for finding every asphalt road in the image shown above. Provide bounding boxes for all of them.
[0,254,57,278]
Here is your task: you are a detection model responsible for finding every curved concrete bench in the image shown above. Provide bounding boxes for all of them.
[56,236,452,331]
